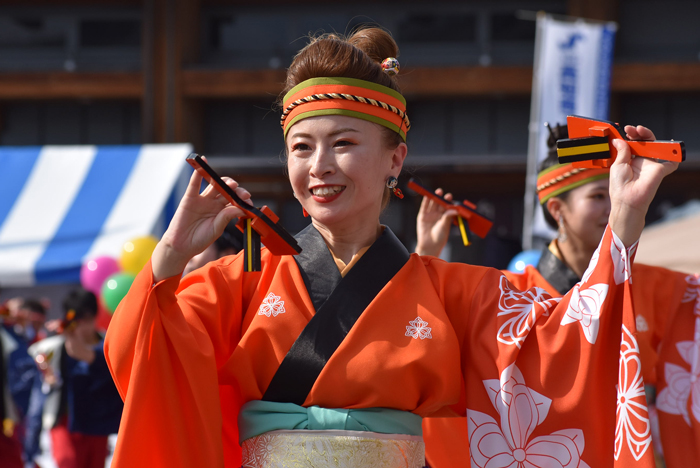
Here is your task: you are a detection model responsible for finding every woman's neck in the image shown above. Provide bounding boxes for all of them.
[312,219,383,265]
[555,237,596,279]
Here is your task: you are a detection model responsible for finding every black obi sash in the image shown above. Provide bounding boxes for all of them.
[262,224,410,405]
[536,244,580,295]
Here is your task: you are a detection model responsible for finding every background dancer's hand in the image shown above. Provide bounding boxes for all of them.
[151,165,252,281]
[609,125,678,247]
[415,188,458,257]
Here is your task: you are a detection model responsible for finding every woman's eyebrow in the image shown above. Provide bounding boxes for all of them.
[329,128,359,136]
[289,128,359,139]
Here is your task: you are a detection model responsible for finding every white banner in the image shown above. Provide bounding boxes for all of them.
[523,14,617,248]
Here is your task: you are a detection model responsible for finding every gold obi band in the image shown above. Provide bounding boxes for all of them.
[241,429,425,468]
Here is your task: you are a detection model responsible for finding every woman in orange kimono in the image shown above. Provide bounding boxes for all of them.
[417,125,688,467]
[105,28,677,468]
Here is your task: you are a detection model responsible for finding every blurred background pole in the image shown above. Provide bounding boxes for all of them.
[522,12,546,251]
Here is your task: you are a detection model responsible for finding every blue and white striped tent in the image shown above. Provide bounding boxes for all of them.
[0,144,192,287]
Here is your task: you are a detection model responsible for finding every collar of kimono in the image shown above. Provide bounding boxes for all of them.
[281,77,410,141]
[536,163,609,204]
[262,224,410,405]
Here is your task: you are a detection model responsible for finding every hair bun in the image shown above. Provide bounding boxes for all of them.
[347,27,400,65]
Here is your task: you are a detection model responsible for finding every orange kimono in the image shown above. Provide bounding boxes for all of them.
[424,242,687,468]
[106,224,647,468]
[655,273,700,467]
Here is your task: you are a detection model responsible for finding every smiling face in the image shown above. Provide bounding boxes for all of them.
[551,179,611,252]
[286,115,406,235]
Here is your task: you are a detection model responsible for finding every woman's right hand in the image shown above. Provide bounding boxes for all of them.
[151,167,252,282]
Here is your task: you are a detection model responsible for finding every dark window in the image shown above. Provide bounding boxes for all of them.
[491,13,536,42]
[207,15,235,51]
[398,14,477,43]
[80,20,141,47]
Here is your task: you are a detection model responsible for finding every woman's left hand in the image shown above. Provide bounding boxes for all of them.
[608,125,679,246]
[415,188,458,257]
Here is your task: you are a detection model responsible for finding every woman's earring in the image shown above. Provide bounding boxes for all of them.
[558,215,567,243]
[386,176,404,199]
[302,207,309,217]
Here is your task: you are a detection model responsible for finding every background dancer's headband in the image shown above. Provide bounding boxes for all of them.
[281,77,410,141]
[537,163,609,204]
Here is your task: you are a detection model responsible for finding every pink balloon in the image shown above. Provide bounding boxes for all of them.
[80,256,121,294]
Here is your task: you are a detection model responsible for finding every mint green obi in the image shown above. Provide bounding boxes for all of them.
[238,400,423,442]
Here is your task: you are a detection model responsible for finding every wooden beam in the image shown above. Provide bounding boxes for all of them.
[0,62,696,102]
[182,69,288,98]
[398,66,533,96]
[143,0,171,143]
[612,63,700,92]
[181,66,531,98]
[3,0,141,4]
[173,0,204,146]
[0,72,142,99]
[182,62,700,99]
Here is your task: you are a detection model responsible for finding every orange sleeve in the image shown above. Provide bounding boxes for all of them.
[631,264,689,385]
[104,254,251,468]
[655,273,700,467]
[436,226,655,467]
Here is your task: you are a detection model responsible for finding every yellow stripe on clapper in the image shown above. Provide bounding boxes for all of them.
[246,219,253,272]
[557,143,610,157]
[457,216,470,246]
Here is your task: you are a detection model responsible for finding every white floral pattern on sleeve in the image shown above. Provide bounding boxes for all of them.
[657,320,700,425]
[560,284,608,344]
[657,274,700,425]
[467,363,591,468]
[496,277,561,348]
[615,325,652,461]
[682,274,700,304]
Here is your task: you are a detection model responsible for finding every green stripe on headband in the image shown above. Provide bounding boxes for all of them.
[537,163,567,179]
[284,108,407,141]
[283,77,406,106]
[539,173,610,204]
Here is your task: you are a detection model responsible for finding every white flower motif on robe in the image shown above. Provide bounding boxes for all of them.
[406,317,432,340]
[682,273,700,304]
[657,317,700,426]
[496,276,561,348]
[257,292,286,317]
[610,230,637,285]
[560,283,608,344]
[635,315,649,333]
[467,363,591,468]
[615,325,652,461]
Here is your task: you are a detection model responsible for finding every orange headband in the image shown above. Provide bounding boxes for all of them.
[537,163,609,204]
[281,77,410,141]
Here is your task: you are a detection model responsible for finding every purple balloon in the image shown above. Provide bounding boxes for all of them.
[81,256,121,294]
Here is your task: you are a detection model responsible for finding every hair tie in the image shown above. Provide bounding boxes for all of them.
[381,57,400,76]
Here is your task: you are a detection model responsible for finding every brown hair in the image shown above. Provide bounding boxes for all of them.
[283,27,405,208]
[284,28,400,99]
[540,125,569,230]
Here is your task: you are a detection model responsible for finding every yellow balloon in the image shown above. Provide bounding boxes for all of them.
[119,236,159,274]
